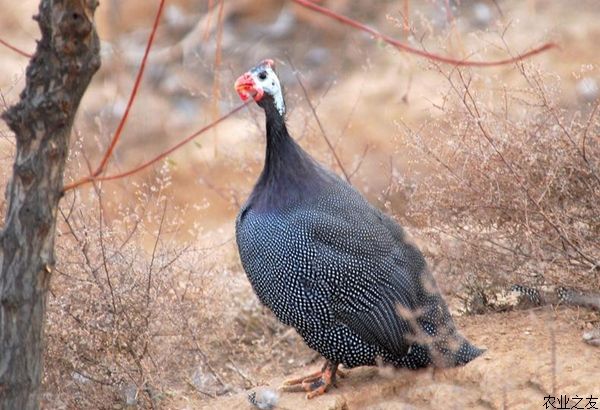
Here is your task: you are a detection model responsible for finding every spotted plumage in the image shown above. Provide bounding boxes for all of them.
[234,60,482,382]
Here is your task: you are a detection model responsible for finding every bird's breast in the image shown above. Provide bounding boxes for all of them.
[236,207,321,321]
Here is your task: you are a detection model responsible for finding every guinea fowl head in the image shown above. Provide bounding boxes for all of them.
[235,59,285,117]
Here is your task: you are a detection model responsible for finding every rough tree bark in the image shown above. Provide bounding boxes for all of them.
[0,1,100,408]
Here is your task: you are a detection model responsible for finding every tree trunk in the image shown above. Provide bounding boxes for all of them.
[0,1,100,408]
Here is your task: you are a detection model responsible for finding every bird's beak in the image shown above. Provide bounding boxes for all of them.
[235,72,264,102]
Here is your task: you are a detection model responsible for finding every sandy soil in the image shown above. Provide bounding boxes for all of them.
[202,307,599,410]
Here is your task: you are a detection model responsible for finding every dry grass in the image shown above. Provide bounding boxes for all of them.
[45,167,210,408]
[400,61,599,313]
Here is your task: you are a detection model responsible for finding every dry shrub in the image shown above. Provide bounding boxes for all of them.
[43,166,222,408]
[400,63,599,313]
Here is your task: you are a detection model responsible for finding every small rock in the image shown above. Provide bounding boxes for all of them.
[248,388,279,410]
[123,384,137,406]
[582,328,600,347]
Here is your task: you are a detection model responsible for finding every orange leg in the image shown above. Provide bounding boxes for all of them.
[281,361,345,399]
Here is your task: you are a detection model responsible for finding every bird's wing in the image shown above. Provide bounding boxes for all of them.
[332,275,414,358]
[304,190,428,358]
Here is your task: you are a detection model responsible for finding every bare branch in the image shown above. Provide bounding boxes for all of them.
[0,37,32,58]
[65,0,166,190]
[291,0,557,67]
[287,57,351,182]
[63,101,249,191]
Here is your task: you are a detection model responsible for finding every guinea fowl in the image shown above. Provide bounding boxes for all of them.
[234,59,483,399]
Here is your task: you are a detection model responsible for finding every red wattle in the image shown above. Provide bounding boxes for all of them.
[234,72,264,102]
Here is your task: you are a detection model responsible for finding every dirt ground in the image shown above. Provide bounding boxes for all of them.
[201,307,599,410]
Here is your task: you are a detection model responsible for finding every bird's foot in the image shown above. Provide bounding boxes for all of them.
[280,361,344,399]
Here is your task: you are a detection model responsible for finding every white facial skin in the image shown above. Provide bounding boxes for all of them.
[251,65,285,116]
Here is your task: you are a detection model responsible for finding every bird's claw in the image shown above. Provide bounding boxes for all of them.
[279,361,342,399]
[282,370,322,387]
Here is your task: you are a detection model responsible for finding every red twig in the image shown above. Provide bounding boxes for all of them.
[0,38,32,58]
[63,102,250,190]
[63,0,165,192]
[291,0,557,67]
[95,0,165,173]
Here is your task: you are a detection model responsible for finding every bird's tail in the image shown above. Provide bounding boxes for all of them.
[422,331,485,368]
[452,339,485,366]
[394,334,484,369]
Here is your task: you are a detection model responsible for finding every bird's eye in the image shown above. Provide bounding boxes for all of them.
[258,71,268,80]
